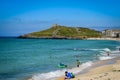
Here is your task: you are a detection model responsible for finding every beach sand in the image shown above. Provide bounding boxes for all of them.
[57,57,120,80]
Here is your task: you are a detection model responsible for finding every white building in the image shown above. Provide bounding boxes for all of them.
[102,29,120,38]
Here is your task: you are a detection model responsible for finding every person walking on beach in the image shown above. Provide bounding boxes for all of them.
[76,60,80,67]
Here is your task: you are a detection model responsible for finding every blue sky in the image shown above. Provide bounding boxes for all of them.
[0,0,120,36]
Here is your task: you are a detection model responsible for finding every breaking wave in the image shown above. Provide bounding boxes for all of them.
[30,61,93,80]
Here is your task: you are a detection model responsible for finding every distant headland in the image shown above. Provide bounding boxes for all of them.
[18,24,102,39]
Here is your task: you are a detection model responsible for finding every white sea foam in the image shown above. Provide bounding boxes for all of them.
[68,61,93,74]
[89,48,111,52]
[99,56,114,60]
[31,70,65,80]
[98,47,120,60]
[98,48,114,60]
[90,49,101,51]
[102,48,111,52]
[31,61,93,80]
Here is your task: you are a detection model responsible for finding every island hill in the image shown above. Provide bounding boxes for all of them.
[19,24,102,39]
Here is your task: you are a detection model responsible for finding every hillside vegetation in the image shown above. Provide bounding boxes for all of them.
[19,25,101,39]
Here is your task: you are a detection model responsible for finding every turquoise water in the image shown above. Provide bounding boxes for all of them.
[0,38,120,80]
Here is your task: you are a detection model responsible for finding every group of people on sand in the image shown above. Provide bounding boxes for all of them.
[64,71,75,80]
[64,60,80,80]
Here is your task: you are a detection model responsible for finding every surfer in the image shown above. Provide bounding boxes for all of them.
[107,51,110,56]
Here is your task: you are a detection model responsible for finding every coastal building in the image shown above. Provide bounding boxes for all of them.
[102,29,120,38]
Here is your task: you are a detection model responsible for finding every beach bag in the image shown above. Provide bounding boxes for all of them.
[71,73,75,78]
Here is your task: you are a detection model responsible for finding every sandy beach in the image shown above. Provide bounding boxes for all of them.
[87,38,120,41]
[57,57,120,80]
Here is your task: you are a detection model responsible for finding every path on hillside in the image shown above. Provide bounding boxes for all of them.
[76,28,80,33]
[52,28,60,37]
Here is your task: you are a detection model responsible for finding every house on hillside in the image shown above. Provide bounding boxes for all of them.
[102,29,120,38]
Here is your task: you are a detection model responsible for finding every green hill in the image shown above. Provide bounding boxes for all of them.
[19,24,102,39]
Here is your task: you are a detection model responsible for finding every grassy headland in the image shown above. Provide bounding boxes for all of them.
[19,25,102,39]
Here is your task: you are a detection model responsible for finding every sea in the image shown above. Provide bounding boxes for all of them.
[0,38,120,80]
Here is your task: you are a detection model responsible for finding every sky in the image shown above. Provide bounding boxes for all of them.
[0,0,120,36]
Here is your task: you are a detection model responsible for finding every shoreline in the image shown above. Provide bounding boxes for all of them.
[57,57,120,80]
[87,38,120,41]
[1,37,120,42]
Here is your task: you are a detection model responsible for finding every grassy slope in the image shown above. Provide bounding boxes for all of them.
[21,25,101,39]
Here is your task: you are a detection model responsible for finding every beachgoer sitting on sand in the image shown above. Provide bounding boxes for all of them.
[64,71,75,80]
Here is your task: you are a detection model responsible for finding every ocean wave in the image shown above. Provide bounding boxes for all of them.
[52,48,111,52]
[31,69,65,80]
[68,61,93,74]
[30,61,93,80]
[102,48,111,52]
[98,47,120,60]
[98,48,114,60]
[99,56,114,60]
[90,48,111,52]
[52,48,92,51]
